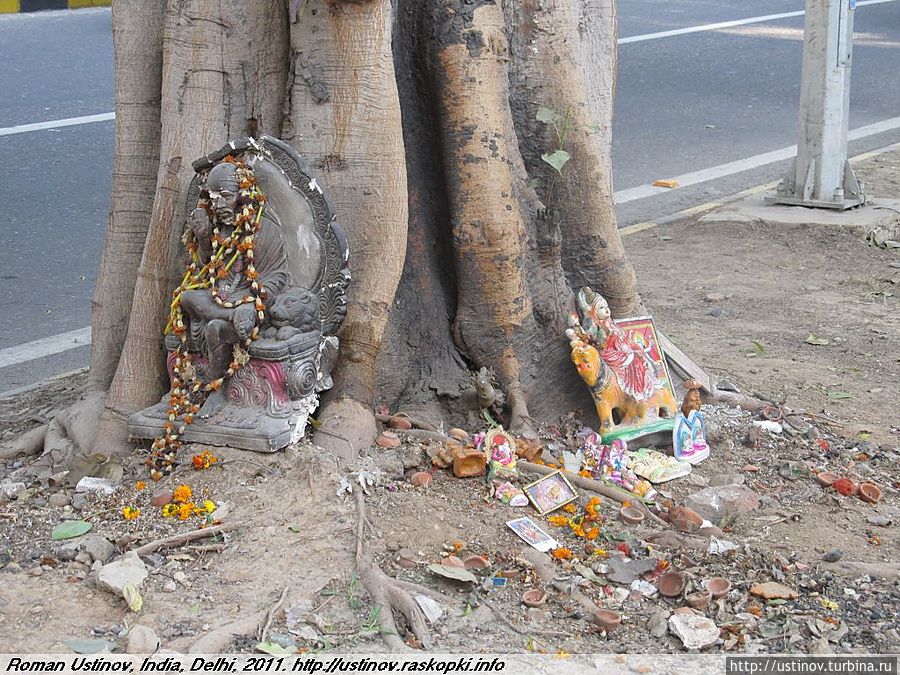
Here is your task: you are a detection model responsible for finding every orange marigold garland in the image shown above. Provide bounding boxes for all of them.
[147,156,268,479]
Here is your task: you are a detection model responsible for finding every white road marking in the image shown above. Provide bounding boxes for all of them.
[613,115,900,204]
[0,327,91,369]
[0,112,115,138]
[618,0,897,44]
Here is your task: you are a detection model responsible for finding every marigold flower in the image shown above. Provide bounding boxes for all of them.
[578,470,592,478]
[173,484,193,503]
[550,547,573,560]
[178,503,194,521]
[135,481,146,491]
[203,500,217,513]
[122,506,140,520]
[586,527,600,541]
[547,515,569,527]
[562,503,577,514]
[162,503,178,518]
[570,523,586,538]
[191,450,219,471]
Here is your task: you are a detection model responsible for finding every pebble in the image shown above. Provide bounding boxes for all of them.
[163,581,177,593]
[173,571,186,583]
[48,492,70,508]
[409,472,432,488]
[126,625,160,654]
[151,490,173,508]
[742,464,759,473]
[750,581,798,600]
[866,515,892,527]
[823,550,843,563]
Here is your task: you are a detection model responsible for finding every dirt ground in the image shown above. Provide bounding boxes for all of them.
[0,151,897,657]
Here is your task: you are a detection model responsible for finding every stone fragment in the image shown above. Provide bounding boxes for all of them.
[0,482,26,500]
[867,515,891,527]
[75,477,117,495]
[704,292,726,302]
[388,415,413,430]
[668,613,720,650]
[398,446,424,470]
[150,490,173,508]
[409,472,432,488]
[96,552,148,597]
[83,535,116,564]
[126,625,160,654]
[648,610,670,638]
[684,484,759,522]
[48,492,70,508]
[709,473,744,487]
[822,550,843,563]
[749,581,798,600]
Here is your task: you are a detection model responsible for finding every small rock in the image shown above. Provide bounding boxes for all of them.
[126,625,159,654]
[709,473,744,487]
[742,465,759,473]
[75,477,117,495]
[96,552,148,597]
[71,493,89,511]
[707,308,726,318]
[448,428,469,442]
[0,482,26,500]
[409,472,432,488]
[173,571,186,583]
[150,490,173,508]
[398,446,424,470]
[83,535,116,564]
[31,497,48,508]
[866,515,891,527]
[749,581,798,600]
[48,492,70,508]
[4,562,22,573]
[525,608,551,623]
[469,604,494,628]
[668,613,720,650]
[753,420,783,434]
[648,610,670,638]
[704,292,726,302]
[75,551,93,565]
[822,550,843,563]
[685,484,760,522]
[162,581,177,593]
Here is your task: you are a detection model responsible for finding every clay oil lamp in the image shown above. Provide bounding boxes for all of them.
[522,589,548,608]
[594,609,622,632]
[657,571,687,598]
[704,577,731,598]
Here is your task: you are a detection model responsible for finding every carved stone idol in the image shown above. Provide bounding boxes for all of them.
[565,287,678,443]
[129,137,350,456]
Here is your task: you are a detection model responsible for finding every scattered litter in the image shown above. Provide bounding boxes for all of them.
[752,420,783,434]
[414,595,443,623]
[708,537,737,555]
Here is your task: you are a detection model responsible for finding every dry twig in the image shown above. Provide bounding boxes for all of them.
[133,521,241,557]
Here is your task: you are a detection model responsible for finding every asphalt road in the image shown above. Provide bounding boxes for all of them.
[1,2,899,393]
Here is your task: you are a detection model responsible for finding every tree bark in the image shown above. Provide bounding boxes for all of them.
[286,0,409,457]
[94,0,289,455]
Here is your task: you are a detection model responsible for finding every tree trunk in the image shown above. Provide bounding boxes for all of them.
[37,0,640,467]
[92,0,290,457]
[286,0,409,458]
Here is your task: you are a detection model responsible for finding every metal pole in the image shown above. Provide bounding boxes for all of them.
[772,0,865,209]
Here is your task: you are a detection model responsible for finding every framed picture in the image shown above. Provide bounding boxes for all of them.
[523,470,578,515]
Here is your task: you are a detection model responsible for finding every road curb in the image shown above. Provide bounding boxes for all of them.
[620,140,900,237]
[0,0,108,13]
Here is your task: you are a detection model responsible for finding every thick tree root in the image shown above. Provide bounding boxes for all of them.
[188,588,289,654]
[518,461,667,527]
[0,424,47,461]
[133,522,242,557]
[521,548,606,628]
[353,490,431,651]
[313,397,377,461]
[11,391,113,483]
